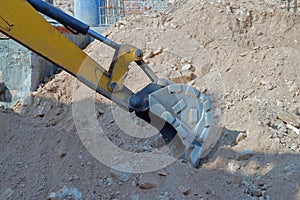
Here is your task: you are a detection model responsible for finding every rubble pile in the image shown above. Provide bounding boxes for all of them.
[1,0,300,199]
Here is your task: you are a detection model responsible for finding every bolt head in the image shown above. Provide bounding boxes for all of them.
[108,82,120,92]
[130,95,141,108]
[135,49,143,58]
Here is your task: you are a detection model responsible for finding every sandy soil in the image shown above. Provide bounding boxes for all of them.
[1,0,300,199]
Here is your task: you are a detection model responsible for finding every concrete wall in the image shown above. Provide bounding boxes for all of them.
[0,39,56,107]
[124,0,170,15]
[75,0,99,26]
[0,26,90,108]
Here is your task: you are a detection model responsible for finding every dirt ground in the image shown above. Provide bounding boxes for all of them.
[1,0,300,199]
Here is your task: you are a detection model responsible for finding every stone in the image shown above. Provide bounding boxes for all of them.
[237,150,255,161]
[0,188,14,199]
[290,144,299,151]
[288,83,298,93]
[109,168,132,182]
[109,163,133,182]
[37,101,52,117]
[98,108,105,115]
[95,111,103,120]
[55,108,64,116]
[0,32,8,39]
[200,63,213,77]
[295,108,300,116]
[22,93,33,107]
[58,149,66,158]
[265,83,276,90]
[68,175,80,181]
[169,70,182,83]
[255,179,265,187]
[277,111,300,128]
[260,79,269,85]
[286,124,300,135]
[144,48,163,59]
[153,47,164,56]
[47,118,57,126]
[169,70,194,84]
[235,132,247,144]
[181,64,195,71]
[106,177,113,186]
[230,176,243,187]
[239,52,247,57]
[97,179,104,186]
[168,0,176,4]
[178,185,190,195]
[158,195,169,200]
[251,189,262,197]
[144,51,154,59]
[130,194,139,200]
[157,169,168,176]
[132,180,137,187]
[138,174,158,189]
[228,161,241,173]
[48,186,83,200]
[248,161,260,170]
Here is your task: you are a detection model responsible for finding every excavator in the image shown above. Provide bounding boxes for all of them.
[0,0,220,168]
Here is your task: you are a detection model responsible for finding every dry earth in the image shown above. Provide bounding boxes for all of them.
[1,0,300,199]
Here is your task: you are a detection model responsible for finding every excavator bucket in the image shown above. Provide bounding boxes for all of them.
[130,78,222,167]
[150,82,214,166]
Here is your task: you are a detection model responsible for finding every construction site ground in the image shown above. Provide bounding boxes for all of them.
[1,0,300,199]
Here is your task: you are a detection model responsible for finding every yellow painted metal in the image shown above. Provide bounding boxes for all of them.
[0,0,134,108]
[108,44,142,91]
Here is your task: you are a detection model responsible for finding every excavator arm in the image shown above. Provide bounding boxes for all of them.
[0,0,219,167]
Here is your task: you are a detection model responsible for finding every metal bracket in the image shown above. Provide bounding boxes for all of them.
[107,44,143,92]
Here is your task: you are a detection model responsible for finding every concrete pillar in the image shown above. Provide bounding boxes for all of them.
[0,39,56,107]
[99,0,106,25]
[74,0,99,27]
